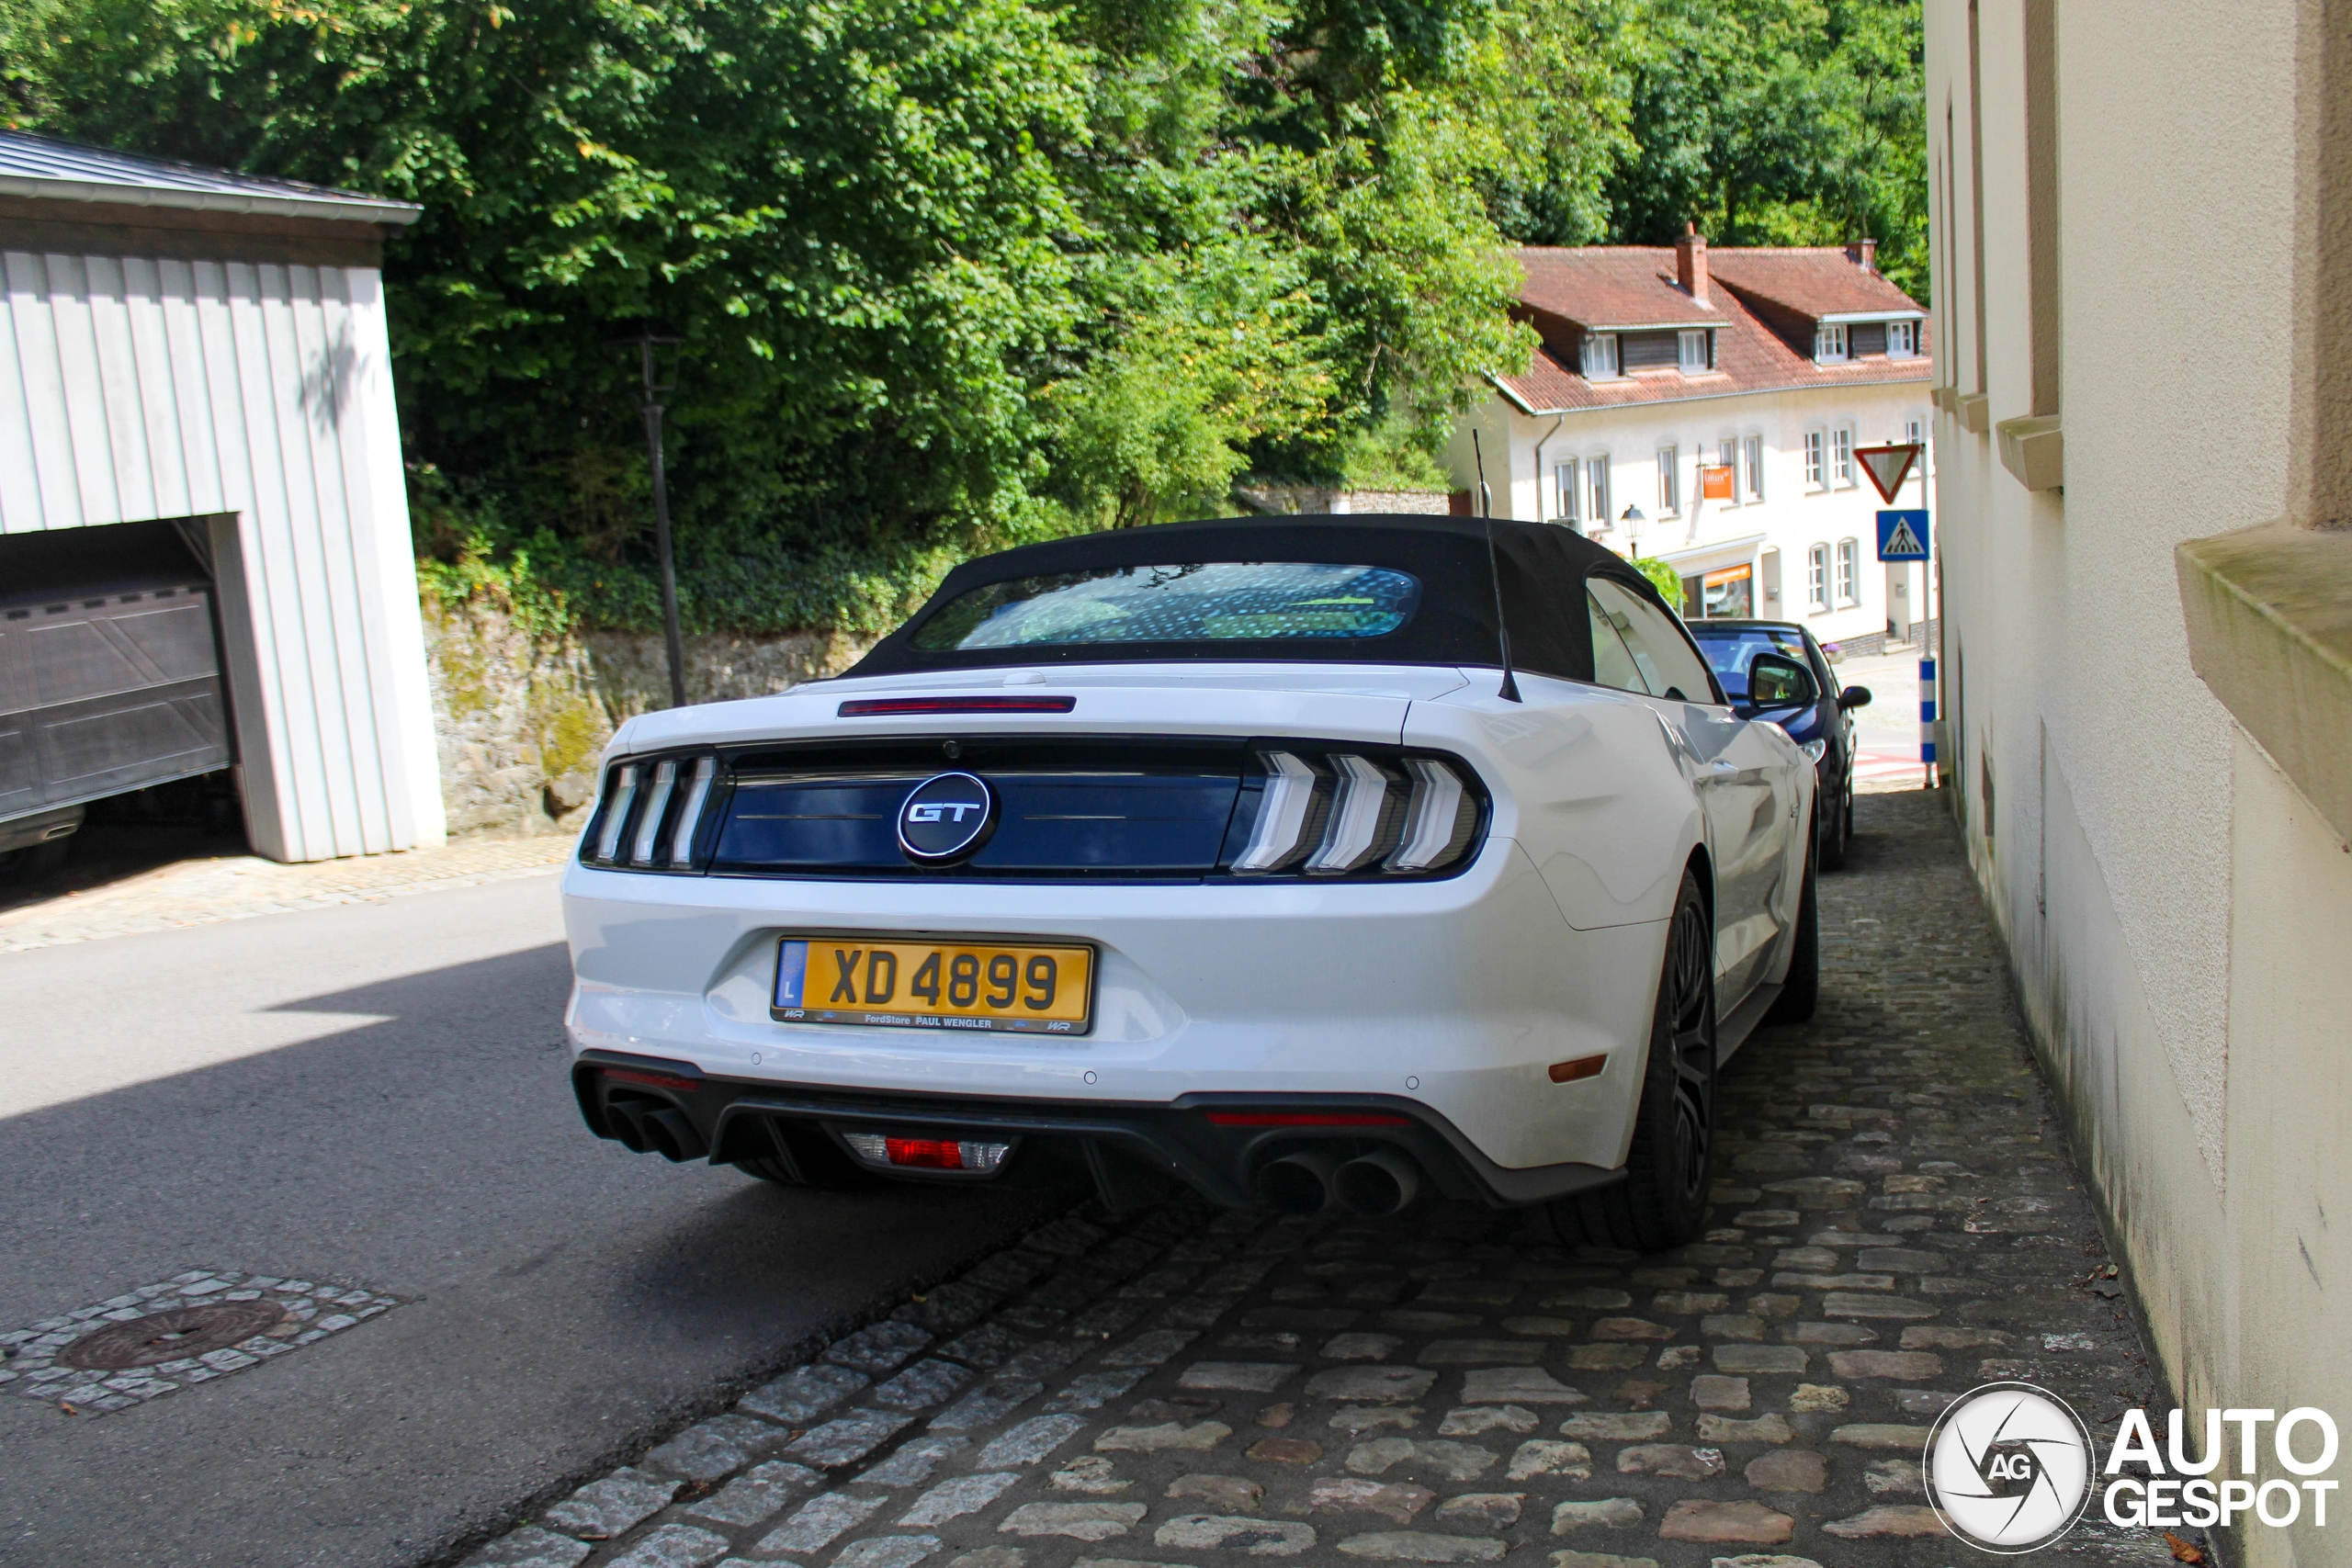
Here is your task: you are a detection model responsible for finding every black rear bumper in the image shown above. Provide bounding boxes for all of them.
[572,1049,1623,1211]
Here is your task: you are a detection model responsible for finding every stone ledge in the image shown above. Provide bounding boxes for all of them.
[1996,413,2064,491]
[2178,518,2352,845]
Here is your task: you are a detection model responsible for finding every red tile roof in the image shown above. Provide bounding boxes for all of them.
[1516,248,1726,329]
[1704,248,1927,320]
[1495,244,1930,415]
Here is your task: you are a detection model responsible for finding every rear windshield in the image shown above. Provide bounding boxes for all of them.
[1687,625,1811,699]
[910,562,1422,650]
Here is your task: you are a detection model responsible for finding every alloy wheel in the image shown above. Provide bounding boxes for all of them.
[1667,896,1715,1200]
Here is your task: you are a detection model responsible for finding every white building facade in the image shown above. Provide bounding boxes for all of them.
[1926,6,2352,1559]
[1448,233,1935,651]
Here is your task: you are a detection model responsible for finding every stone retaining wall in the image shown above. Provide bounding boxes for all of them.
[423,594,875,839]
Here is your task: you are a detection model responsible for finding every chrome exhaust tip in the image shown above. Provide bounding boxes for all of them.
[1332,1147,1422,1217]
[1256,1148,1343,1215]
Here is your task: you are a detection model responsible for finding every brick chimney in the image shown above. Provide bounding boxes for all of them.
[1846,237,1878,272]
[1675,222,1709,305]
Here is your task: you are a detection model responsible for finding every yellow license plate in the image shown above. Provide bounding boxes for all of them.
[772,935,1095,1034]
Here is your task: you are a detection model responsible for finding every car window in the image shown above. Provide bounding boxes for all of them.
[911,561,1421,649]
[1687,624,1809,701]
[1585,592,1651,694]
[1587,577,1718,705]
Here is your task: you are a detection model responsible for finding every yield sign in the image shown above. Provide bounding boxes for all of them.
[1854,442,1922,503]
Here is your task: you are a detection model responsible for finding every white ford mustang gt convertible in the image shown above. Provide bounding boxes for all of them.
[562,514,1818,1250]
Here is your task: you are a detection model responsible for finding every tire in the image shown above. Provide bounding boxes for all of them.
[1818,770,1849,871]
[1763,833,1819,1025]
[1543,868,1717,1253]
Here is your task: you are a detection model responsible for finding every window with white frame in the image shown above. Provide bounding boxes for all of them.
[1657,445,1679,514]
[1836,538,1860,604]
[1555,459,1579,525]
[1807,544,1829,611]
[1886,319,1919,358]
[1832,425,1856,487]
[1815,321,1849,363]
[1580,333,1620,378]
[1804,429,1826,490]
[1717,439,1738,502]
[1678,330,1711,372]
[1744,434,1763,501]
[1589,454,1611,525]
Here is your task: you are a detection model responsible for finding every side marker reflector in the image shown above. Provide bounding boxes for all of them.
[1548,1055,1607,1084]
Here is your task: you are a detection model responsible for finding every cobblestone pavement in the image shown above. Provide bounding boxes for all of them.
[0,832,573,953]
[452,792,2175,1568]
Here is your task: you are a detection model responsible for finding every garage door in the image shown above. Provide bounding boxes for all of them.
[0,520,232,824]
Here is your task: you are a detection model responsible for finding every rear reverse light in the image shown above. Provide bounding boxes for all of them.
[838,695,1077,716]
[1228,749,1480,877]
[841,1133,1013,1172]
[1204,1111,1413,1127]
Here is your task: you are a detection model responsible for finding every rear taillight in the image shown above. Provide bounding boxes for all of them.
[1227,748,1481,878]
[841,1133,1013,1172]
[582,751,727,872]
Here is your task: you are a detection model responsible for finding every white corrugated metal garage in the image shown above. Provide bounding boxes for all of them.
[0,130,444,863]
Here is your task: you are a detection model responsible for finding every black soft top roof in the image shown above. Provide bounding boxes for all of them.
[847,513,1668,683]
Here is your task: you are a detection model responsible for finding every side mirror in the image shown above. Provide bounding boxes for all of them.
[1747,651,1819,709]
[1838,685,1873,711]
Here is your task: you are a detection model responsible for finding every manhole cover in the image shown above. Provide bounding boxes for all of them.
[58,1301,288,1371]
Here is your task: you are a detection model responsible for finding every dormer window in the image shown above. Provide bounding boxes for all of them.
[1815,322,1850,363]
[1581,332,1620,379]
[1886,319,1919,358]
[1678,330,1712,373]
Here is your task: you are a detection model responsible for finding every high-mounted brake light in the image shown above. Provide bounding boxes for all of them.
[1204,1111,1413,1127]
[837,695,1077,716]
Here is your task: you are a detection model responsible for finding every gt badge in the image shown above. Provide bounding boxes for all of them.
[897,772,998,864]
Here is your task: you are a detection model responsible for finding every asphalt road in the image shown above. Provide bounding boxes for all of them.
[0,873,1067,1568]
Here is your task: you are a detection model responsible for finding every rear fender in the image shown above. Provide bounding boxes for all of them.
[1407,673,1703,931]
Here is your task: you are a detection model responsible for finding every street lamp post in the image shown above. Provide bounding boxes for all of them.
[615,328,688,709]
[1620,504,1647,558]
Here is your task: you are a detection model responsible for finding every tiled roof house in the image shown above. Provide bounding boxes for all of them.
[1446,229,1937,650]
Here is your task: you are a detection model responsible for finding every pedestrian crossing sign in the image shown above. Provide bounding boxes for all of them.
[1877,509,1930,561]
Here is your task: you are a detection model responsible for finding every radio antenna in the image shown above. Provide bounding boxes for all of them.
[1472,431,1522,703]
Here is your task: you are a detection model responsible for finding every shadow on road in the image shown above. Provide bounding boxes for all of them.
[0,924,1070,1568]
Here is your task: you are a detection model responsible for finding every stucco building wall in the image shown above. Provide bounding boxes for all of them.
[1927,5,2352,1556]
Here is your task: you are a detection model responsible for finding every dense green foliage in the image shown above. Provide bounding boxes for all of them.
[6,0,1922,636]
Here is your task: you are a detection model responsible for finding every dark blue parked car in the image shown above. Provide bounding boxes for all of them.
[1684,620,1871,870]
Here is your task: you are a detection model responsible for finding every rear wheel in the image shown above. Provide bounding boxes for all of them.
[1819,770,1849,870]
[1763,833,1819,1025]
[1543,868,1716,1253]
